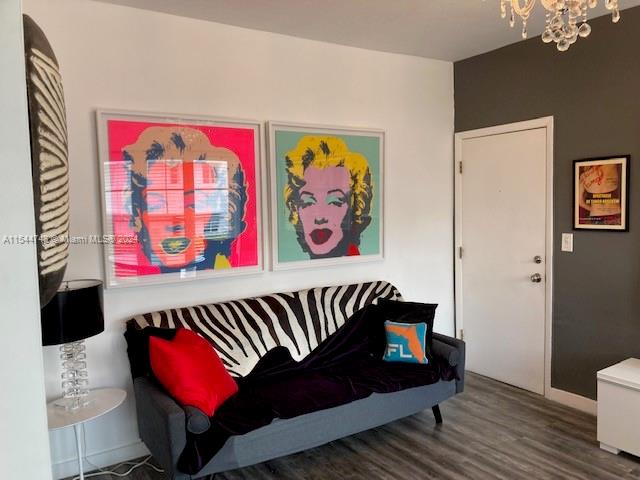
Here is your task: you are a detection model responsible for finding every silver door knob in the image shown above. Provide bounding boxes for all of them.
[530,273,542,283]
[534,255,543,264]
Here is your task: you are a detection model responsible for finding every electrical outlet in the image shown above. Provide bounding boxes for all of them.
[561,233,573,252]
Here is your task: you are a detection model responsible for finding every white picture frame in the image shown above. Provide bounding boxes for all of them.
[573,155,630,231]
[268,121,385,271]
[96,109,265,288]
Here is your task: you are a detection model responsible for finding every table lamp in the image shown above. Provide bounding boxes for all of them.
[41,279,104,411]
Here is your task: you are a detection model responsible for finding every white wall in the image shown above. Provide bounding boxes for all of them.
[23,0,455,477]
[0,1,52,478]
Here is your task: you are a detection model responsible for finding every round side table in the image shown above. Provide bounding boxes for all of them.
[47,388,127,480]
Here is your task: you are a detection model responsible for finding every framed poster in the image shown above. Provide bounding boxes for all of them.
[574,155,630,231]
[268,121,384,270]
[96,109,264,288]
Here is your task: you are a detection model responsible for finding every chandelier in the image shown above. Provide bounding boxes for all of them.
[500,0,621,51]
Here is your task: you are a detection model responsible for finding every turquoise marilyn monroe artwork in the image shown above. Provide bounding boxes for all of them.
[269,123,384,269]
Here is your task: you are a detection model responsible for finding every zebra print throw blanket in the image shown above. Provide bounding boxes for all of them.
[128,280,402,377]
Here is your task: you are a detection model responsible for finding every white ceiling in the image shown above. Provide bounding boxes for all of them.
[96,0,640,61]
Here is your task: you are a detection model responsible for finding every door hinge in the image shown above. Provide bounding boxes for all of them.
[458,246,464,259]
[460,329,464,341]
[459,161,463,174]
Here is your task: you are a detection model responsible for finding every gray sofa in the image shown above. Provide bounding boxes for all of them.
[127,281,465,479]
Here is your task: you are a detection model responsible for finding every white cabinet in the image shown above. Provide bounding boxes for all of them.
[597,358,640,455]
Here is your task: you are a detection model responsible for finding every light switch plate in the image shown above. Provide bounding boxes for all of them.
[561,233,573,252]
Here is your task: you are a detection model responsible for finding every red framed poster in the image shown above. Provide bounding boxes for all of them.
[574,156,629,231]
[96,110,264,287]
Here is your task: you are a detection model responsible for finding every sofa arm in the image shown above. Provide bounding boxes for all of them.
[432,333,465,394]
[133,377,187,478]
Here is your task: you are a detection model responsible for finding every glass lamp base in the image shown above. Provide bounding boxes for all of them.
[53,396,92,412]
[58,340,90,411]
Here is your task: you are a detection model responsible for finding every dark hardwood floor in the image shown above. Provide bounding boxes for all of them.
[72,373,640,479]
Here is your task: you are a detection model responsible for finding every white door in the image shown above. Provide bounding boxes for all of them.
[456,123,550,395]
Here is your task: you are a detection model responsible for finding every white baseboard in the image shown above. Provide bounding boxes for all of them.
[52,440,149,480]
[547,387,597,416]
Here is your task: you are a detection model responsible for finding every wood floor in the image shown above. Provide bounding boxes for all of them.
[72,373,640,480]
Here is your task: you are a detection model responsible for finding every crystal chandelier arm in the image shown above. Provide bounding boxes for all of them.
[511,0,537,20]
[504,0,537,38]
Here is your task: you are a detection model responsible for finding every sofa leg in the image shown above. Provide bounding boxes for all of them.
[432,405,443,424]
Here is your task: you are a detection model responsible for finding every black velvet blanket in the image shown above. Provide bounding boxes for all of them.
[176,303,456,474]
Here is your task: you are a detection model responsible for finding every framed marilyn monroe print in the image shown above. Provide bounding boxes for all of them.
[268,122,384,270]
[96,109,264,288]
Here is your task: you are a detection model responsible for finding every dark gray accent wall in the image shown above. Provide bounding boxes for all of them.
[454,7,640,400]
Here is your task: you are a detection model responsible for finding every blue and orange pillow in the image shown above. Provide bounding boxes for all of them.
[383,321,429,364]
[379,299,437,365]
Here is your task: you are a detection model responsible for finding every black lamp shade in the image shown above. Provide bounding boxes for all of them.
[41,279,104,346]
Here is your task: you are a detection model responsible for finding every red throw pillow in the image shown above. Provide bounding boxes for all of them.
[149,328,238,416]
